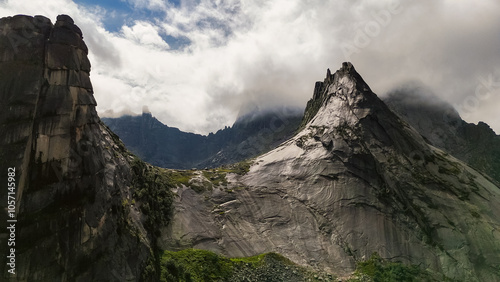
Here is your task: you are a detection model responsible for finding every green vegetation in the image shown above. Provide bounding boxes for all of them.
[230,252,293,267]
[470,210,481,219]
[220,160,253,175]
[161,250,438,282]
[106,126,178,234]
[130,156,176,280]
[160,249,233,281]
[299,89,325,131]
[129,156,252,233]
[131,157,174,233]
[203,170,228,187]
[160,249,334,282]
[167,170,194,186]
[434,152,461,176]
[438,165,461,176]
[197,160,252,190]
[349,253,435,282]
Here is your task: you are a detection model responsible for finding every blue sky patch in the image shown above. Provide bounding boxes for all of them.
[163,34,190,50]
[74,0,188,49]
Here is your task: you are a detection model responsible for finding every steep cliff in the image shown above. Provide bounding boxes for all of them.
[162,63,500,281]
[0,15,165,281]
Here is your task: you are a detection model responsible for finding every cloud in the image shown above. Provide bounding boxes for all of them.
[124,0,168,11]
[1,0,499,135]
[121,21,169,49]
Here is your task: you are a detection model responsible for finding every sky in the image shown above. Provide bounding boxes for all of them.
[1,0,499,135]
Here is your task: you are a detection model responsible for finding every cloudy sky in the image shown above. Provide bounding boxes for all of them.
[1,0,499,135]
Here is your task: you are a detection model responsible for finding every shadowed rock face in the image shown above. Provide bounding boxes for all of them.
[0,15,152,281]
[383,83,500,185]
[162,63,500,281]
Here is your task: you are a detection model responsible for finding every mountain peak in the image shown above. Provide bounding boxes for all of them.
[323,62,372,93]
[294,62,431,161]
[301,62,387,135]
[233,64,500,279]
[300,62,373,129]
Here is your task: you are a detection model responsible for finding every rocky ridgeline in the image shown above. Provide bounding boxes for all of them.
[102,106,303,170]
[163,63,500,281]
[0,15,153,281]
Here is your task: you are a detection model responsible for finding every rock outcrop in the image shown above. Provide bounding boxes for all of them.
[162,63,500,281]
[0,15,156,281]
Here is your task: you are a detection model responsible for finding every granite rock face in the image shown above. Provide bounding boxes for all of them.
[162,63,500,281]
[0,15,152,281]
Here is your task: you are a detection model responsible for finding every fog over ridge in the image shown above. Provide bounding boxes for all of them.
[1,0,499,134]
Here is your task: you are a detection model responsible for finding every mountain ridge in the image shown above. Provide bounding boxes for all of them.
[102,106,303,169]
[162,62,500,281]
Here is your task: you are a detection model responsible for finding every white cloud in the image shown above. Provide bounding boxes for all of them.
[121,21,169,49]
[125,0,168,11]
[1,0,500,135]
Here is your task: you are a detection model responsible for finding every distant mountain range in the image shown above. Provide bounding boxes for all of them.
[102,106,303,169]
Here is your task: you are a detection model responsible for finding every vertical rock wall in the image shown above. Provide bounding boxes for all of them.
[0,15,151,281]
[0,16,52,280]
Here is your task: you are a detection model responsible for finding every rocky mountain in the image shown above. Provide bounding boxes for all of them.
[0,15,168,281]
[0,14,327,282]
[161,63,500,281]
[2,13,500,282]
[383,82,500,185]
[102,106,303,169]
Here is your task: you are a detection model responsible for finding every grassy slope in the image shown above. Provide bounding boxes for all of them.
[159,249,440,282]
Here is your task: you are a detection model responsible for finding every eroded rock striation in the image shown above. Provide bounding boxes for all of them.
[0,15,156,281]
[162,63,500,281]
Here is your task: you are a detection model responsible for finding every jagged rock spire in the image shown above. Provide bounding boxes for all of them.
[301,62,373,129]
[300,62,429,158]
